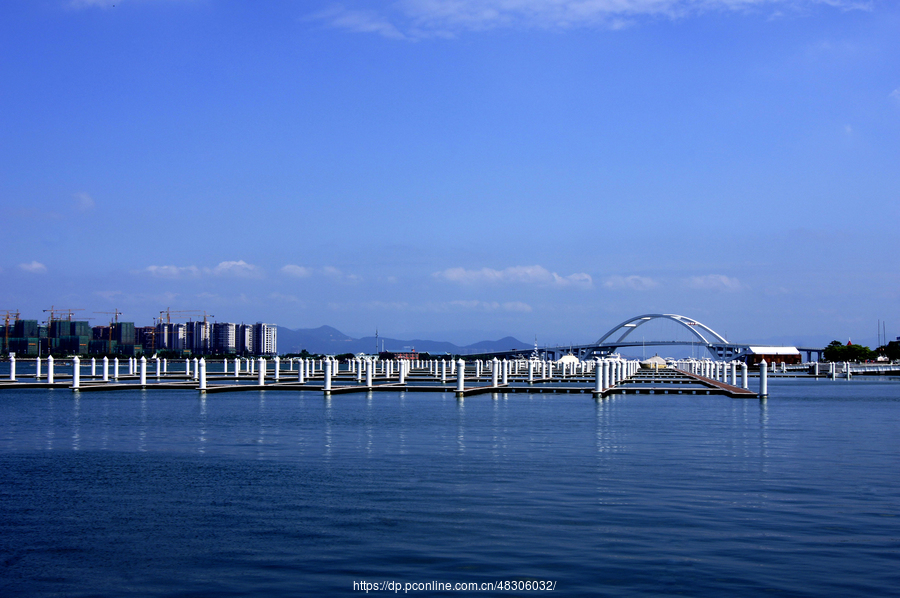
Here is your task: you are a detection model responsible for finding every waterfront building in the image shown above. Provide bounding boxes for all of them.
[212,322,236,354]
[4,314,276,357]
[236,324,254,356]
[253,322,277,355]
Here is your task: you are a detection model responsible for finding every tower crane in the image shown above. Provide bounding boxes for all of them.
[95,309,124,350]
[1,310,20,353]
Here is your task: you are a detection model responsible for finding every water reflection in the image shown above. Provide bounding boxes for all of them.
[138,391,147,452]
[594,395,620,455]
[365,392,374,457]
[45,393,55,451]
[72,393,81,451]
[257,393,266,459]
[101,396,110,451]
[198,396,207,454]
[398,392,407,456]
[759,397,769,472]
[323,396,333,460]
[456,396,465,455]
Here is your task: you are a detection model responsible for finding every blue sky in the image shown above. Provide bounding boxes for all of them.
[1,0,898,347]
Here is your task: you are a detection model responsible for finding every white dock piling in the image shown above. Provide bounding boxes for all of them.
[759,360,768,397]
[103,356,109,382]
[48,356,55,383]
[72,356,80,389]
[456,359,465,395]
[91,357,96,378]
[492,358,499,387]
[741,362,748,389]
[324,359,332,393]
[36,356,41,379]
[366,359,373,388]
[258,358,266,386]
[113,357,119,380]
[274,356,280,381]
[140,356,147,386]
[199,358,207,391]
[8,355,15,382]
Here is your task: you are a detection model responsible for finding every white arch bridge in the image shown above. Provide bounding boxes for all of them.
[478,313,823,362]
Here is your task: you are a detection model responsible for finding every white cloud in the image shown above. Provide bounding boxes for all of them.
[281,264,313,278]
[891,88,900,104]
[448,300,533,312]
[308,5,407,39]
[209,260,261,278]
[603,275,659,291]
[434,265,592,288]
[322,266,361,282]
[269,292,301,303]
[502,301,533,313]
[314,0,870,38]
[685,274,745,292]
[74,191,95,212]
[145,265,200,277]
[19,261,47,273]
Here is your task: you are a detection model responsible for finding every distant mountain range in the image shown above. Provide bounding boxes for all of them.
[276,325,531,356]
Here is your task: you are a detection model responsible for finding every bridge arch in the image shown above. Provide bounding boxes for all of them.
[597,314,728,347]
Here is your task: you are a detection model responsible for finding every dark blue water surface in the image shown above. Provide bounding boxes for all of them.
[1,379,899,597]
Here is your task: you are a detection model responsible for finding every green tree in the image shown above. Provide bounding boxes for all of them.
[824,340,877,362]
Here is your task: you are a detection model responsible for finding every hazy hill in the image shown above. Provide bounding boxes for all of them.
[276,326,529,356]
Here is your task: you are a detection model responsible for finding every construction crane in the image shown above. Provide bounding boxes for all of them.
[1,310,21,353]
[43,307,86,323]
[158,308,207,325]
[95,309,124,350]
[95,309,123,324]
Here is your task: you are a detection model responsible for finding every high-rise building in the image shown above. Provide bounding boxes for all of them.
[212,322,236,354]
[253,322,277,355]
[236,324,254,356]
[185,321,211,354]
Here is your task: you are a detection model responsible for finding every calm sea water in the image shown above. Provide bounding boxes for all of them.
[1,378,899,597]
